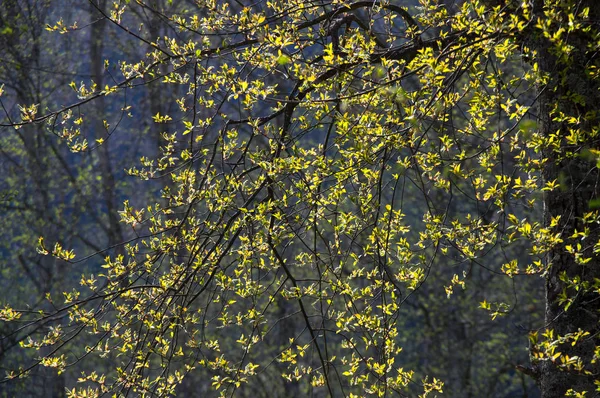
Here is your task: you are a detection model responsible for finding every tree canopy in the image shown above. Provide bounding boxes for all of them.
[0,0,599,397]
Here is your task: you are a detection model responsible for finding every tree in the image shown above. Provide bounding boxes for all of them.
[531,1,600,395]
[0,0,597,396]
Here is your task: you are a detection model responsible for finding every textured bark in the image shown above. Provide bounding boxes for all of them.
[89,0,125,254]
[534,1,600,396]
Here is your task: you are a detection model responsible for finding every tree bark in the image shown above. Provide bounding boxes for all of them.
[534,1,600,396]
[89,0,125,254]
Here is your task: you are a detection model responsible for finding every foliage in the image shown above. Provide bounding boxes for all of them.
[0,0,598,396]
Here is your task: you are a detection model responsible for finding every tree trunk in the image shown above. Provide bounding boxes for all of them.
[534,0,600,396]
[89,0,125,254]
